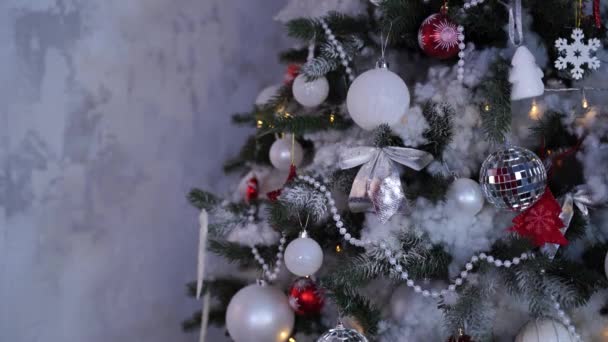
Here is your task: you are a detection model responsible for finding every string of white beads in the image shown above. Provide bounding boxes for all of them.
[251,234,287,281]
[319,18,355,82]
[457,25,466,82]
[296,174,534,297]
[551,295,582,341]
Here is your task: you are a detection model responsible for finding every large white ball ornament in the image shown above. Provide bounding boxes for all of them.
[292,74,329,107]
[447,178,485,215]
[515,319,574,342]
[269,136,304,171]
[346,66,410,130]
[284,234,324,276]
[226,283,295,342]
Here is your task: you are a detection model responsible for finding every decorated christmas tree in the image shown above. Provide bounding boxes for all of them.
[183,1,608,341]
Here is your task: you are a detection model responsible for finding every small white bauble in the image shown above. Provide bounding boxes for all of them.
[515,319,574,342]
[255,84,281,106]
[269,136,304,171]
[447,178,485,215]
[284,234,324,276]
[226,283,295,342]
[346,66,410,130]
[292,74,329,107]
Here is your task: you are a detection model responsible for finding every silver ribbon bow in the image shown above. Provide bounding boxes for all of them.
[339,146,434,223]
[542,186,595,259]
[508,0,523,46]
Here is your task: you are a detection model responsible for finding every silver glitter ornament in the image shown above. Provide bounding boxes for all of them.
[479,146,546,212]
[317,322,368,342]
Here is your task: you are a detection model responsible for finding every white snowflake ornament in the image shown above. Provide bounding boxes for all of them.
[554,28,601,80]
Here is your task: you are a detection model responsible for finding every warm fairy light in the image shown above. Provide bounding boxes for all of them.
[483,103,491,112]
[279,331,291,340]
[329,113,336,123]
[582,94,589,109]
[529,99,541,120]
[288,338,296,342]
[335,244,342,253]
[283,111,293,118]
[256,120,263,128]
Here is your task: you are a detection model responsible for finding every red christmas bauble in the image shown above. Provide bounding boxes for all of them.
[245,176,259,202]
[418,13,461,59]
[284,64,301,85]
[288,277,324,316]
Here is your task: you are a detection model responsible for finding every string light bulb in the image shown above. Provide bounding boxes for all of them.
[256,120,264,128]
[581,89,589,109]
[335,244,342,253]
[483,103,491,112]
[288,337,296,342]
[329,113,335,124]
[529,98,540,120]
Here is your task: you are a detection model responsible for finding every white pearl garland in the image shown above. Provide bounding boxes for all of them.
[550,295,582,341]
[296,174,533,297]
[319,19,355,82]
[251,234,287,281]
[456,25,466,83]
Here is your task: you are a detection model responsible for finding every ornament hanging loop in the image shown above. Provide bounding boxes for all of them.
[508,0,524,46]
[378,22,393,69]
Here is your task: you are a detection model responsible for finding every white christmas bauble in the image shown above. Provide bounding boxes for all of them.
[226,283,295,342]
[284,235,324,276]
[447,178,485,215]
[515,319,574,342]
[255,84,281,106]
[346,66,410,130]
[292,74,329,107]
[509,46,544,100]
[269,136,304,171]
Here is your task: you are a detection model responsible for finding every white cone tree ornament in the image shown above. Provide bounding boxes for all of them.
[284,231,324,276]
[346,58,410,130]
[509,46,544,100]
[292,74,329,107]
[226,282,295,342]
[269,135,304,171]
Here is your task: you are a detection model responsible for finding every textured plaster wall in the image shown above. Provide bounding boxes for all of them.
[0,1,285,341]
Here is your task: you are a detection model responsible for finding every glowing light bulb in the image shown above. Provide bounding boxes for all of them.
[335,245,342,253]
[256,120,264,128]
[582,94,589,109]
[483,103,491,112]
[529,99,540,120]
[288,338,297,342]
[329,113,335,123]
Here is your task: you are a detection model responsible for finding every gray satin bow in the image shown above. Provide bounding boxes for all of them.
[542,186,595,259]
[339,146,434,223]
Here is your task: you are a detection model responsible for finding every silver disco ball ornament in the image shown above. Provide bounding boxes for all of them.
[317,322,368,342]
[479,146,547,211]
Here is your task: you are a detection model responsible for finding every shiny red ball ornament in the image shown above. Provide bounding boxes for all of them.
[418,12,460,59]
[245,176,259,203]
[284,64,301,85]
[288,277,324,316]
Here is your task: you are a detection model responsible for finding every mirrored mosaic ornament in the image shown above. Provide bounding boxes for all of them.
[479,146,547,212]
[317,323,368,342]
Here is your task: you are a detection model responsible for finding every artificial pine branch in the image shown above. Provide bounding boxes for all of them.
[188,188,220,210]
[208,239,281,268]
[477,59,511,144]
[373,124,405,147]
[279,48,309,64]
[421,101,454,156]
[223,134,275,172]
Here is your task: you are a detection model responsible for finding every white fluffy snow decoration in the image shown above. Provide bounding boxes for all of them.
[509,46,544,100]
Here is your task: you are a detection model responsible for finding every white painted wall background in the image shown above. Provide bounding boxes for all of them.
[0,1,286,341]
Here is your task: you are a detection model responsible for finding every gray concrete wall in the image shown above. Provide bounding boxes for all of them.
[0,1,286,341]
